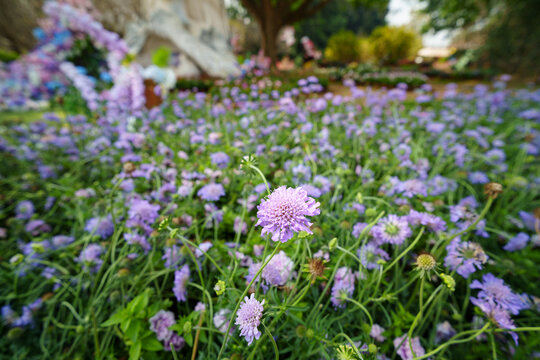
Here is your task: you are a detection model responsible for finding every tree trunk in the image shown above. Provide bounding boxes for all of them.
[260,24,279,66]
[259,0,280,66]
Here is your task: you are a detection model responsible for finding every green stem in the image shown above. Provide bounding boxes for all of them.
[489,331,498,360]
[262,322,279,360]
[415,323,490,360]
[217,242,282,359]
[435,197,493,252]
[383,227,425,275]
[345,297,373,330]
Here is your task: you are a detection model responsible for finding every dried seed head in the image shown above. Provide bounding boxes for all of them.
[123,162,136,174]
[308,258,327,279]
[484,182,503,199]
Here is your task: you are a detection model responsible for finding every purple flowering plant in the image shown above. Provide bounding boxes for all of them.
[1,13,540,359]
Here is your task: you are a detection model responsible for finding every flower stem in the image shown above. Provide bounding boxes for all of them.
[262,322,279,360]
[383,227,425,275]
[415,322,490,360]
[217,242,282,359]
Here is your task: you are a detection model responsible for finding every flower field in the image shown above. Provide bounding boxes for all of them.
[1,74,540,360]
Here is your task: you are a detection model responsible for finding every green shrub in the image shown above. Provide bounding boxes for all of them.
[369,26,422,65]
[152,46,172,68]
[0,48,19,62]
[324,31,362,64]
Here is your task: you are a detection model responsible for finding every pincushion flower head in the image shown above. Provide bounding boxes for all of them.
[256,186,320,243]
[235,293,265,345]
[371,215,411,245]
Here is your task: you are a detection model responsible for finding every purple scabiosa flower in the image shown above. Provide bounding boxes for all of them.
[25,220,51,236]
[234,216,247,234]
[394,334,425,360]
[352,222,368,238]
[407,210,446,232]
[370,324,386,342]
[198,183,225,201]
[149,310,175,342]
[331,267,355,308]
[214,308,234,334]
[393,144,411,161]
[51,235,74,249]
[518,211,538,232]
[126,199,160,234]
[371,215,411,245]
[165,333,185,351]
[261,250,293,286]
[204,203,224,227]
[194,302,206,312]
[124,233,151,252]
[435,321,456,344]
[503,233,529,252]
[194,242,213,257]
[173,264,190,302]
[77,244,103,272]
[397,179,427,198]
[358,242,389,270]
[2,305,17,325]
[85,216,114,239]
[162,245,182,268]
[468,171,489,184]
[210,152,230,169]
[470,298,518,345]
[16,200,34,220]
[177,181,194,197]
[256,186,320,243]
[235,293,265,345]
[444,239,487,278]
[470,273,528,315]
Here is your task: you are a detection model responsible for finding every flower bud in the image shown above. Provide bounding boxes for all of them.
[439,273,456,292]
[328,238,338,251]
[214,280,226,295]
[365,208,377,218]
[10,254,24,265]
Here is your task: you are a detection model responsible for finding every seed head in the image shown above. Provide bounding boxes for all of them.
[484,182,503,199]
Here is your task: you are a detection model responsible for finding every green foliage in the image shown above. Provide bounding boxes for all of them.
[0,48,19,62]
[65,37,106,79]
[420,0,540,75]
[481,0,540,76]
[102,289,172,360]
[152,47,172,68]
[294,0,387,52]
[369,26,422,65]
[324,31,362,63]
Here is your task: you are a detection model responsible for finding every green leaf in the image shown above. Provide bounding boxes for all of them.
[142,337,163,352]
[129,291,150,315]
[125,319,142,342]
[101,310,126,327]
[184,332,193,347]
[129,341,142,360]
[121,317,132,333]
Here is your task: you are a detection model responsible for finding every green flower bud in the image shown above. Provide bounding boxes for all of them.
[365,208,377,218]
[7,327,23,339]
[10,254,24,265]
[368,343,378,354]
[440,273,456,292]
[183,321,192,333]
[329,238,338,251]
[214,280,226,295]
[31,242,46,253]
